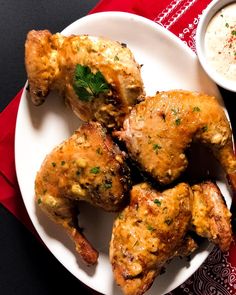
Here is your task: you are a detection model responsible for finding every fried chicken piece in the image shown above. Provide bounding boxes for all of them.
[35,122,131,265]
[110,183,193,295]
[191,181,233,252]
[115,90,236,193]
[110,181,232,295]
[25,30,144,128]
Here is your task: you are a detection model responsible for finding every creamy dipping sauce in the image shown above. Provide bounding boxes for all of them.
[204,2,236,82]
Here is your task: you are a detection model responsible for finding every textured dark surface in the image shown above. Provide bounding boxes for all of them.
[0,205,93,294]
[0,0,99,112]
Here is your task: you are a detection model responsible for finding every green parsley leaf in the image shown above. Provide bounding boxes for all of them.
[90,166,100,174]
[231,30,236,36]
[202,125,208,132]
[153,143,162,153]
[118,213,123,220]
[175,118,181,126]
[193,106,201,112]
[51,162,56,167]
[104,182,112,189]
[96,147,103,155]
[37,198,42,205]
[147,225,155,231]
[114,55,119,61]
[154,199,162,206]
[61,160,65,166]
[73,64,110,101]
[171,108,179,115]
[76,170,81,176]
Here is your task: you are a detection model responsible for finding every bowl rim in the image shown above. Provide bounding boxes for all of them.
[196,0,236,92]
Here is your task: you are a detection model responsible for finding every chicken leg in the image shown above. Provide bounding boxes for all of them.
[25,30,144,128]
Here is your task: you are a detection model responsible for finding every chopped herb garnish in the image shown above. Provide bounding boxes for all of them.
[225,23,229,28]
[114,55,119,61]
[61,160,65,166]
[164,218,173,225]
[104,182,112,189]
[118,213,123,220]
[231,30,236,36]
[73,64,110,101]
[51,162,56,167]
[193,106,201,112]
[202,125,208,132]
[37,198,42,205]
[147,225,155,231]
[171,108,179,115]
[153,143,162,153]
[220,14,223,17]
[175,118,181,126]
[90,166,100,174]
[76,170,81,176]
[154,199,162,206]
[96,147,103,155]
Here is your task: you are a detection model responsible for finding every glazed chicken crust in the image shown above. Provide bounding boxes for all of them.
[35,122,131,265]
[25,30,144,128]
[110,182,232,295]
[191,181,233,252]
[115,90,236,192]
[110,183,194,295]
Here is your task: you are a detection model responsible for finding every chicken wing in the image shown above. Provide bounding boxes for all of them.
[35,122,131,264]
[191,181,233,252]
[110,181,232,295]
[110,183,193,295]
[115,90,236,193]
[25,30,144,128]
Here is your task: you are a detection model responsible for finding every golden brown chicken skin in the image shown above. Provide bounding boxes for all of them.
[25,30,144,128]
[115,90,236,193]
[35,122,131,265]
[191,181,233,252]
[110,183,193,295]
[110,181,232,295]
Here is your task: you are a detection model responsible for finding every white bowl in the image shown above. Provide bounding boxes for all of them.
[196,0,236,92]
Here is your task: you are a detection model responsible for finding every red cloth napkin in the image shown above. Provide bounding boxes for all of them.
[1,0,236,294]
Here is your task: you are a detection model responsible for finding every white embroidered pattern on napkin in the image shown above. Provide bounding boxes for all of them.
[154,0,202,51]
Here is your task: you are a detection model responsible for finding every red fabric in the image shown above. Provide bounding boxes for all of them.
[1,0,236,294]
[0,91,38,236]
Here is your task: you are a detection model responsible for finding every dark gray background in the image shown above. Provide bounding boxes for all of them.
[0,0,99,111]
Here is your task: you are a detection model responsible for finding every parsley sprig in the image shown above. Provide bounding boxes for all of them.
[73,64,110,101]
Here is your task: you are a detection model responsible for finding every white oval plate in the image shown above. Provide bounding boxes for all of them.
[15,12,231,295]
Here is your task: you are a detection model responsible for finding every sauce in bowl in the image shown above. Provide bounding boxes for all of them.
[204,2,236,82]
